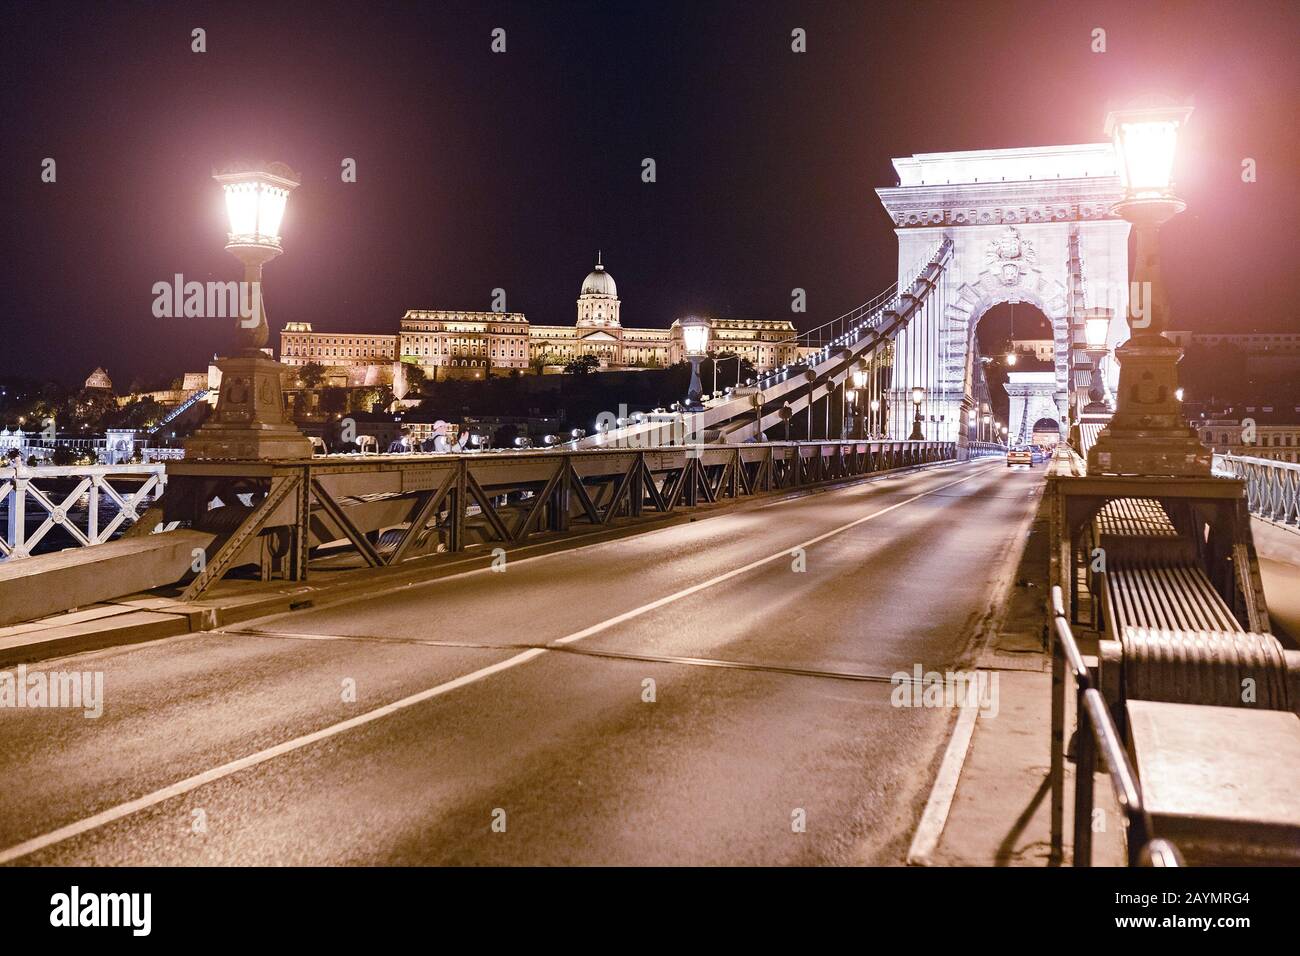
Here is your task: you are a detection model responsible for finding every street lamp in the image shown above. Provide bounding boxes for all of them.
[909,385,924,440]
[184,162,312,460]
[1088,98,1210,476]
[1081,308,1112,415]
[845,367,867,439]
[680,316,710,412]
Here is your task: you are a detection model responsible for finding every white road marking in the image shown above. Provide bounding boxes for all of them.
[551,466,993,646]
[0,648,547,866]
[0,463,993,864]
[906,680,983,866]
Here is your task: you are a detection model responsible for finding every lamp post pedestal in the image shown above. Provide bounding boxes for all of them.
[183,236,311,461]
[184,353,312,460]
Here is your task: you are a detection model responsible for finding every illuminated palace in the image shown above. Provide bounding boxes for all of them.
[279,255,799,381]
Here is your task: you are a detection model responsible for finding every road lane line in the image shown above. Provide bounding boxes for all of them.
[0,463,993,864]
[0,647,547,866]
[906,679,983,866]
[550,465,994,646]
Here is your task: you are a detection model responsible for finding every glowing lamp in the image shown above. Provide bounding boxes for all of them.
[1085,315,1110,348]
[680,316,711,358]
[911,386,924,406]
[1105,99,1192,200]
[852,369,868,389]
[214,163,299,247]
[1006,352,1017,366]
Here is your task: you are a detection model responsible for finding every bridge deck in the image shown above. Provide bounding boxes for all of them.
[0,460,1040,865]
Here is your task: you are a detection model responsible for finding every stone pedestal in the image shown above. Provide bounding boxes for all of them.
[1087,335,1210,477]
[183,353,312,460]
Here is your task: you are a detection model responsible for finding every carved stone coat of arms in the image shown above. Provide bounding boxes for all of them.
[986,226,1036,286]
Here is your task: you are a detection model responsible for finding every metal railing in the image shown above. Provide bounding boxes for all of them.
[965,440,1006,459]
[1048,584,1181,867]
[796,282,899,350]
[795,240,948,352]
[164,439,959,598]
[0,462,169,560]
[152,389,210,432]
[1213,453,1300,525]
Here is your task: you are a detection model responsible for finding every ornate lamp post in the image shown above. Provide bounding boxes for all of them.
[185,162,312,460]
[909,386,925,440]
[851,367,868,439]
[680,316,711,412]
[869,398,881,438]
[1088,99,1210,476]
[1082,310,1113,415]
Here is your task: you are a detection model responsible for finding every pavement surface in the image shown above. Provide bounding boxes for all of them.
[0,459,1045,866]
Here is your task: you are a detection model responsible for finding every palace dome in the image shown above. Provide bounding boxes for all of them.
[580,254,617,298]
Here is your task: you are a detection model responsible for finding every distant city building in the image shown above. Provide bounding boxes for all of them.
[277,255,799,380]
[1168,329,1300,378]
[1010,338,1055,363]
[280,322,397,368]
[1167,330,1300,354]
[400,310,530,379]
[117,370,211,409]
[1192,404,1300,463]
[84,368,113,392]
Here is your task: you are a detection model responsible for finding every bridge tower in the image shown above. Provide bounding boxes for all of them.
[876,144,1130,448]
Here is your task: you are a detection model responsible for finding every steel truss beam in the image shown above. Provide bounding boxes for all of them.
[165,440,956,596]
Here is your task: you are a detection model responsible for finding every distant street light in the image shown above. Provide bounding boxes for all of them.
[1081,308,1113,415]
[184,162,312,460]
[909,386,924,441]
[1088,98,1210,476]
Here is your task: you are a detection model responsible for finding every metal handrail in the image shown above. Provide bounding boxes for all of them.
[1048,584,1180,867]
[795,239,948,350]
[152,389,210,432]
[796,283,899,348]
[1213,452,1300,525]
[1,462,170,560]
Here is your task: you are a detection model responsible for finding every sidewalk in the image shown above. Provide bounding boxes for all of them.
[920,481,1125,867]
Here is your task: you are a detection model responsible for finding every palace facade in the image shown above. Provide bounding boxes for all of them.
[278,256,799,381]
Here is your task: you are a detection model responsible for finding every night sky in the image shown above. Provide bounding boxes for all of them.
[1,0,1296,387]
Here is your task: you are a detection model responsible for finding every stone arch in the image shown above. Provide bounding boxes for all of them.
[875,143,1130,445]
[946,267,1072,398]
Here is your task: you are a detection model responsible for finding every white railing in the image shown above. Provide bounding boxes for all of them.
[1213,453,1300,526]
[0,463,170,560]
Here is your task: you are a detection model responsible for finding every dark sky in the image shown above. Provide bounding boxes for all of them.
[1,0,1296,386]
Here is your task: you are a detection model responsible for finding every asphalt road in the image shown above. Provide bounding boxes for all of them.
[0,459,1044,865]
